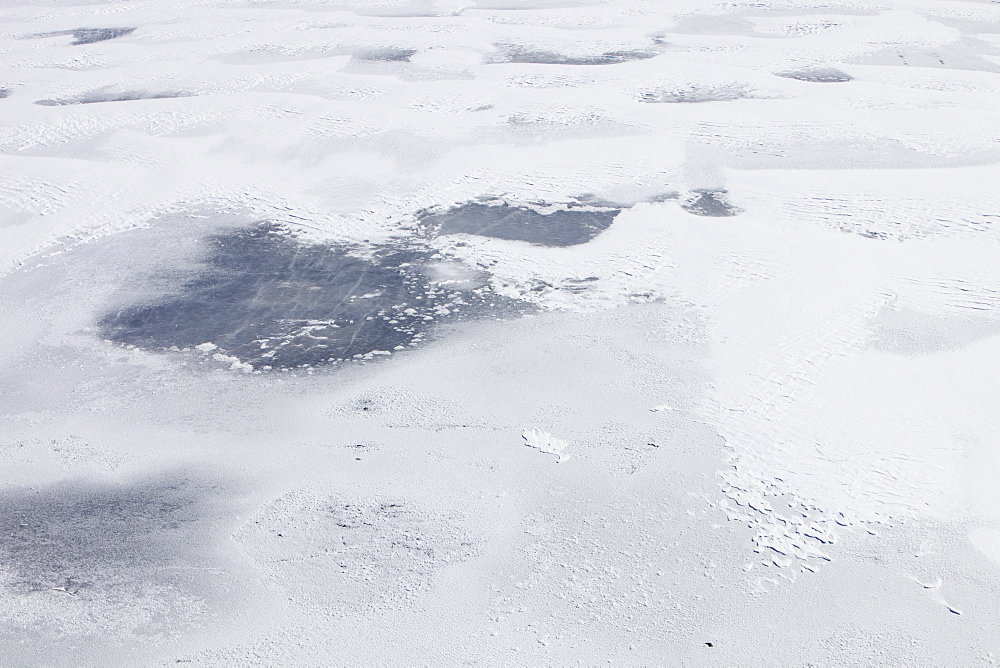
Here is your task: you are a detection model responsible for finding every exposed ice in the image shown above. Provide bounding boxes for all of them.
[0,476,201,595]
[775,67,854,83]
[35,90,188,106]
[98,222,528,370]
[354,48,418,62]
[681,189,742,217]
[0,473,246,652]
[490,45,658,65]
[33,28,137,45]
[417,200,620,246]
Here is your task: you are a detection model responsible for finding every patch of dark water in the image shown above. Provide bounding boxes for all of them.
[98,223,528,370]
[417,200,620,246]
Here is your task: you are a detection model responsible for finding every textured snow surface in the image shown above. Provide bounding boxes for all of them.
[2,0,1000,663]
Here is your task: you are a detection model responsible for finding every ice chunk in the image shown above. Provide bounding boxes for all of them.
[522,428,571,462]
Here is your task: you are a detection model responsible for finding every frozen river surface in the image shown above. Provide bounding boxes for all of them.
[2,0,1000,663]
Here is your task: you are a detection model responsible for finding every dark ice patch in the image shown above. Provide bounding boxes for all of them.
[354,47,418,62]
[775,67,853,82]
[491,45,658,65]
[68,28,136,45]
[0,472,252,656]
[558,275,601,293]
[98,223,525,370]
[35,90,187,106]
[417,201,620,246]
[681,190,741,217]
[34,28,136,45]
[0,476,207,597]
[0,88,10,99]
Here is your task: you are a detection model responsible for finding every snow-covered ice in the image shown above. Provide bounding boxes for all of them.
[2,0,1000,663]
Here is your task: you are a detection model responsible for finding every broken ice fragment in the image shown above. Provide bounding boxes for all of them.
[522,429,571,462]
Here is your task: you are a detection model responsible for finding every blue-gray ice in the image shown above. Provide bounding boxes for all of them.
[99,223,525,370]
[418,201,621,246]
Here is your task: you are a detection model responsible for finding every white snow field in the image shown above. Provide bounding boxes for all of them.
[2,0,1000,663]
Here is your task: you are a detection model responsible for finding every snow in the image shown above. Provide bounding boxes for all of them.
[2,0,1000,663]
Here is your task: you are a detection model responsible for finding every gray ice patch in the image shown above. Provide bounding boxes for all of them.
[0,477,204,596]
[0,88,10,99]
[0,472,245,654]
[775,67,853,83]
[417,201,620,246]
[491,45,658,65]
[98,222,527,370]
[72,28,135,44]
[642,84,750,103]
[35,90,188,106]
[33,28,136,45]
[234,491,476,613]
[353,48,418,62]
[647,191,680,202]
[681,190,741,217]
